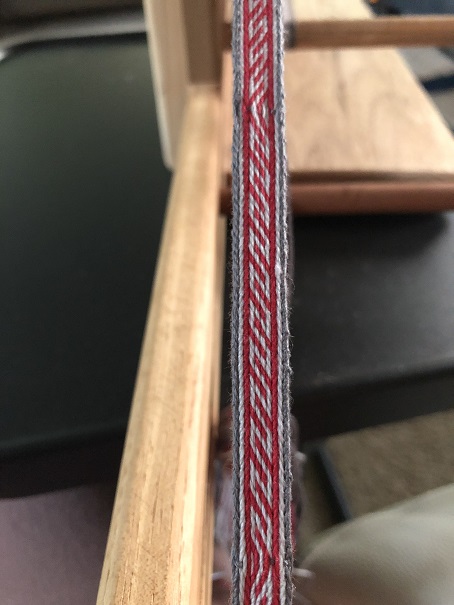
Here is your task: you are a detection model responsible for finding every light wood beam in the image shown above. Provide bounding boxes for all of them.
[97,86,221,605]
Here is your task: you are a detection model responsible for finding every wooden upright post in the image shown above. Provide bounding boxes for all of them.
[143,0,220,168]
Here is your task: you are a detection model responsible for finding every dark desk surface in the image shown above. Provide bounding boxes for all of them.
[0,36,170,494]
[290,214,454,440]
[1,36,454,495]
[221,214,454,442]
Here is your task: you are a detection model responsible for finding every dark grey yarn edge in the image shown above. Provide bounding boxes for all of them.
[230,0,244,602]
[274,0,294,602]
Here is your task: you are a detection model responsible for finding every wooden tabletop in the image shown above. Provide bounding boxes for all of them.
[221,48,454,181]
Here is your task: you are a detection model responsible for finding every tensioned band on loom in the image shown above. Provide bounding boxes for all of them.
[230,0,293,603]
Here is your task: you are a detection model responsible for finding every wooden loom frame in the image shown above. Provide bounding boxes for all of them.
[96,2,454,603]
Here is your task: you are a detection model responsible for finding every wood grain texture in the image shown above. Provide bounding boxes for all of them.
[221,181,454,214]
[291,0,371,20]
[180,0,220,83]
[293,16,454,49]
[97,86,221,605]
[290,181,454,213]
[221,49,454,180]
[143,0,189,168]
[144,0,219,168]
[199,217,226,605]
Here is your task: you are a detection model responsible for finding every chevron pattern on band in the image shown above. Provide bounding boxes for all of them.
[230,1,293,604]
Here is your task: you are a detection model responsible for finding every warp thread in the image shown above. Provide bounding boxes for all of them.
[213,408,305,605]
[230,0,293,603]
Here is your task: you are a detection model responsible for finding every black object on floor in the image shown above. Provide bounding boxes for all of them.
[422,74,454,93]
[309,443,354,524]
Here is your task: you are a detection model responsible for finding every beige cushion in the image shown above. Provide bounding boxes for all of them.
[298,484,454,605]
